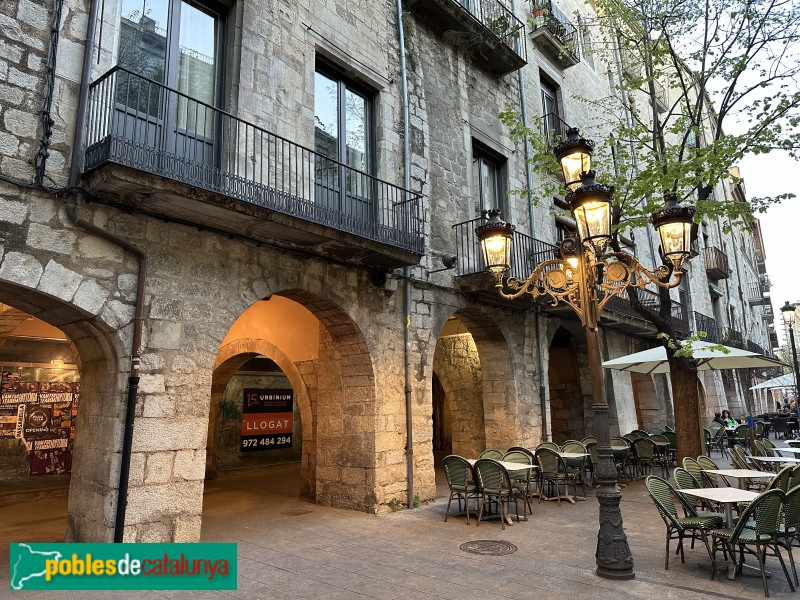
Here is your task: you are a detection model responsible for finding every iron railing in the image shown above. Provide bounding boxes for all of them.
[541,111,571,148]
[528,0,579,61]
[692,311,720,343]
[605,288,689,335]
[747,339,768,356]
[720,326,745,349]
[703,246,731,279]
[746,281,766,302]
[84,66,425,254]
[455,0,528,61]
[452,217,558,280]
[653,79,668,111]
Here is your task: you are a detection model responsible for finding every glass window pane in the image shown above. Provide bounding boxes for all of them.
[473,155,481,217]
[482,159,499,211]
[314,72,339,160]
[345,89,367,172]
[176,2,217,135]
[118,0,168,82]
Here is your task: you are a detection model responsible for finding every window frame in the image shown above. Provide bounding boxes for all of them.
[314,59,376,176]
[472,140,507,218]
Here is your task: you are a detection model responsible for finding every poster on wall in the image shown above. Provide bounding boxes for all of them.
[240,388,293,452]
[0,404,25,438]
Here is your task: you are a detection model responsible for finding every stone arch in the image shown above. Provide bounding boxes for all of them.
[547,326,585,443]
[0,278,128,542]
[210,289,379,511]
[209,338,314,496]
[432,309,517,455]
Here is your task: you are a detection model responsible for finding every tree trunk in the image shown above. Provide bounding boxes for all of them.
[669,359,703,462]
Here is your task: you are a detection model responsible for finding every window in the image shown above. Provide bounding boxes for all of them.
[472,144,505,218]
[116,0,224,162]
[313,63,375,218]
[578,16,594,70]
[541,76,562,143]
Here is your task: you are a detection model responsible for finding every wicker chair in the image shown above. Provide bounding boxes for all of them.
[479,448,504,460]
[503,450,535,518]
[536,441,561,453]
[442,455,481,524]
[561,441,588,497]
[778,484,800,586]
[708,425,728,458]
[580,436,598,446]
[733,424,750,448]
[474,459,518,530]
[697,455,731,487]
[646,475,721,570]
[791,465,800,490]
[684,456,714,488]
[674,467,723,519]
[586,441,598,486]
[536,447,569,505]
[633,437,660,479]
[710,489,795,596]
[648,427,665,435]
[611,437,632,481]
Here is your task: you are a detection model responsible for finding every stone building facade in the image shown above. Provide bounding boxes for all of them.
[0,0,775,543]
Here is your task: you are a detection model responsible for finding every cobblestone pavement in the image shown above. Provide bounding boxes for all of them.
[0,458,797,599]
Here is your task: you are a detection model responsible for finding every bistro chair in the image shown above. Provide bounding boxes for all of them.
[762,438,778,457]
[536,441,561,453]
[790,465,800,490]
[536,447,569,505]
[507,446,535,462]
[754,439,768,457]
[561,441,588,497]
[787,440,800,449]
[664,425,675,433]
[697,455,731,487]
[733,424,750,448]
[773,417,791,440]
[662,431,677,464]
[683,457,713,488]
[585,441,598,486]
[768,466,794,493]
[648,427,665,435]
[710,489,794,597]
[442,455,481,524]
[503,450,535,518]
[610,437,632,481]
[473,459,518,530]
[674,467,723,519]
[709,425,728,458]
[580,436,597,446]
[633,437,659,479]
[778,484,800,586]
[645,475,721,570]
[755,421,766,440]
[479,449,504,460]
[651,433,672,468]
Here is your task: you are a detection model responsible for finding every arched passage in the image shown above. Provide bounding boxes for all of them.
[548,326,587,443]
[0,280,127,542]
[431,310,517,459]
[206,290,379,512]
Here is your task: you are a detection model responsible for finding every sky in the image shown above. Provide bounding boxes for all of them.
[738,151,800,347]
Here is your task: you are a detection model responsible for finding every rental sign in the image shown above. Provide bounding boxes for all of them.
[240,389,293,451]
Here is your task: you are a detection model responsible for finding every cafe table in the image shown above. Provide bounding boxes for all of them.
[750,456,800,471]
[679,486,760,580]
[770,446,800,456]
[702,468,771,489]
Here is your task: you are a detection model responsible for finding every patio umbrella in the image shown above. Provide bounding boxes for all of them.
[749,372,796,390]
[601,341,786,375]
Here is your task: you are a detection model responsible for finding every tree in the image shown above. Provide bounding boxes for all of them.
[502,0,800,460]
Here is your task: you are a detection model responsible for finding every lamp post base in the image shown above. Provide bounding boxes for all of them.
[595,483,635,580]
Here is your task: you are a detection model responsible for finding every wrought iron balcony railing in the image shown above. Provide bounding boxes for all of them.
[720,326,745,349]
[541,111,570,148]
[528,0,580,68]
[703,246,731,280]
[653,79,668,113]
[407,0,527,75]
[452,217,558,279]
[747,339,768,356]
[84,67,425,254]
[692,311,720,343]
[604,288,689,336]
[746,281,768,305]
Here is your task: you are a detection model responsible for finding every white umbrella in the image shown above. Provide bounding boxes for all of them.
[749,372,796,390]
[601,341,786,375]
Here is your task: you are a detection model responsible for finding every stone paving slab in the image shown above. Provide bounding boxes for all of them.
[0,461,797,599]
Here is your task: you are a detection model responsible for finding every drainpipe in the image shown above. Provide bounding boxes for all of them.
[510,0,548,440]
[396,0,414,510]
[65,0,147,543]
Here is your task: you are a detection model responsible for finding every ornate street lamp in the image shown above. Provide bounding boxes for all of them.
[476,129,696,581]
[652,193,696,271]
[553,127,595,191]
[569,171,613,255]
[781,301,800,402]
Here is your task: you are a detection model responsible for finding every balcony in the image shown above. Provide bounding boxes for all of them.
[653,79,668,113]
[746,281,768,306]
[703,246,731,280]
[720,326,745,349]
[692,311,720,343]
[746,339,768,356]
[406,0,527,76]
[528,0,580,68]
[82,67,425,270]
[452,217,558,281]
[763,303,774,320]
[603,289,690,337]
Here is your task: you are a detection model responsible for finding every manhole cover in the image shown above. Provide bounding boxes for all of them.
[279,509,313,516]
[459,540,517,556]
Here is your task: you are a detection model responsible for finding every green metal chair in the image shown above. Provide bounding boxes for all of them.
[709,425,728,458]
[506,446,535,462]
[586,441,598,486]
[662,431,677,464]
[645,475,722,570]
[535,447,569,505]
[474,459,518,530]
[535,441,561,453]
[479,448,504,460]
[683,456,713,488]
[762,438,778,457]
[561,441,587,497]
[777,484,800,586]
[755,421,766,440]
[697,455,731,487]
[633,437,660,479]
[710,489,795,596]
[674,467,724,520]
[442,455,481,524]
[733,423,750,448]
[648,427,665,435]
[580,436,597,446]
[503,450,535,518]
[611,436,632,481]
[791,465,800,490]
